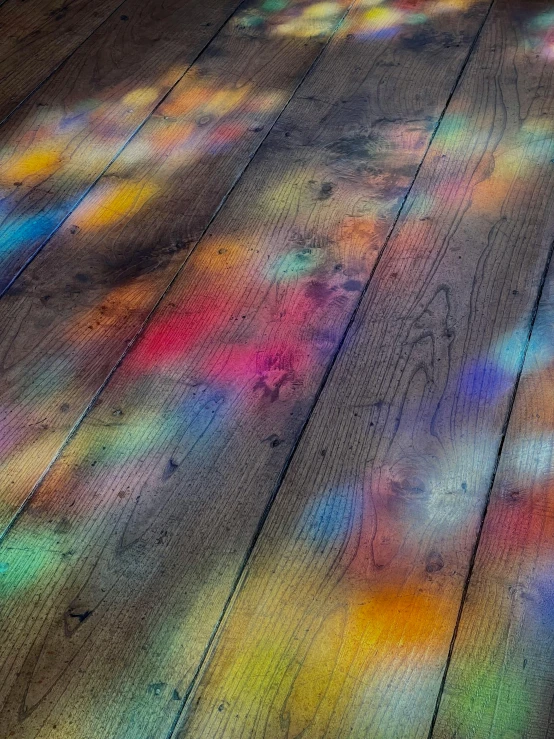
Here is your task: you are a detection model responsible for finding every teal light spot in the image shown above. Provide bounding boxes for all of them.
[406,13,427,25]
[273,248,323,279]
[242,13,265,27]
[530,10,554,30]
[262,0,288,11]
[440,113,469,139]
[0,563,9,574]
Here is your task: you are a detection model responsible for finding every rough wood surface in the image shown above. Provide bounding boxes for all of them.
[0,3,491,737]
[0,0,354,533]
[174,2,554,736]
[0,0,245,292]
[0,0,123,122]
[433,181,554,732]
[432,7,554,735]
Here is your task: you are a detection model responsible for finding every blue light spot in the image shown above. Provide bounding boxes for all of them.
[301,489,353,546]
[0,213,60,255]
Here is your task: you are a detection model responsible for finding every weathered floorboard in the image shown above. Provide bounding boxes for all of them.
[0,0,245,292]
[0,3,490,737]
[174,2,554,736]
[0,0,124,122]
[0,0,354,532]
[432,90,554,739]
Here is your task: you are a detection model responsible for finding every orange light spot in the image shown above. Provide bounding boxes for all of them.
[76,180,159,230]
[1,148,60,183]
[159,85,213,118]
[121,86,161,109]
[340,217,380,246]
[194,239,245,272]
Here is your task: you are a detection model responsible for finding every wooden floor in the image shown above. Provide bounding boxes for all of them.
[1,0,554,736]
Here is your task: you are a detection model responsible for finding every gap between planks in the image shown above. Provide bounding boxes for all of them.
[0,0,127,125]
[0,0,357,539]
[427,231,554,736]
[0,0,248,295]
[166,4,496,736]
[173,1,554,735]
[0,2,496,736]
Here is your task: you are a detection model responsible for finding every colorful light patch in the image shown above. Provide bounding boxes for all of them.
[1,2,554,736]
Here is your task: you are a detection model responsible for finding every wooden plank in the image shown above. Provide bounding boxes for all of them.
[0,0,245,292]
[0,3,491,738]
[0,0,355,532]
[171,2,554,737]
[0,0,124,122]
[432,278,554,738]
[431,16,554,731]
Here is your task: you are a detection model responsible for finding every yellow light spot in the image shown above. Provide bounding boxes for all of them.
[206,87,249,116]
[362,6,403,28]
[276,18,335,36]
[0,434,65,505]
[193,572,454,735]
[303,2,340,19]
[194,239,245,272]
[76,180,160,230]
[159,66,186,87]
[159,84,250,119]
[121,86,161,108]
[160,85,211,118]
[1,148,60,183]
[434,0,475,10]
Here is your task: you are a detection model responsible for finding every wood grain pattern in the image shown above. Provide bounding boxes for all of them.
[433,181,554,732]
[0,0,124,122]
[174,2,554,736]
[0,3,490,737]
[0,0,355,533]
[0,0,245,292]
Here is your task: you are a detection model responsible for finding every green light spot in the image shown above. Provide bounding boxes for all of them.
[262,0,288,11]
[242,14,265,27]
[530,11,554,30]
[406,13,427,25]
[274,248,323,279]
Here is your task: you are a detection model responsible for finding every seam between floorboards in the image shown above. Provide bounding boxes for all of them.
[0,0,130,129]
[427,227,554,728]
[0,0,355,543]
[165,3,498,736]
[0,0,252,299]
[423,0,554,730]
[428,230,554,737]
